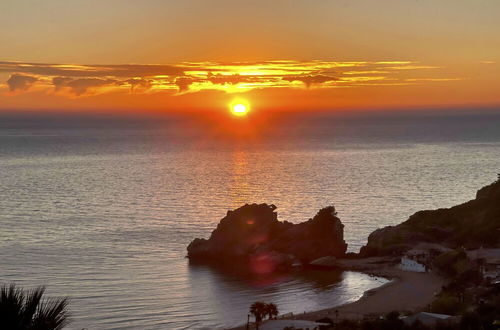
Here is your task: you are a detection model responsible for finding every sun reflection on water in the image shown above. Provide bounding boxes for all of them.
[229,150,251,206]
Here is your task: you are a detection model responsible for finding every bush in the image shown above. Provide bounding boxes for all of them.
[433,250,468,277]
[431,295,463,315]
[460,312,481,330]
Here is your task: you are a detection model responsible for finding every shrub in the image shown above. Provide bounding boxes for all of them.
[431,295,463,315]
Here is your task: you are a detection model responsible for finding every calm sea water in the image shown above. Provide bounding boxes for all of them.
[1,110,499,329]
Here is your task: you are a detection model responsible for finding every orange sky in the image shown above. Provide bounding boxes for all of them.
[1,0,499,114]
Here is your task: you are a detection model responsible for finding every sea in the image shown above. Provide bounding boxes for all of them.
[1,109,499,329]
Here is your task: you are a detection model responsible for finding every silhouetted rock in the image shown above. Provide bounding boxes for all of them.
[360,178,500,257]
[187,203,347,270]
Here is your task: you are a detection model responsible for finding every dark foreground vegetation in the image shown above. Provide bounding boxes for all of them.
[310,246,500,329]
[310,306,499,329]
[249,301,279,329]
[0,284,70,330]
[314,306,500,330]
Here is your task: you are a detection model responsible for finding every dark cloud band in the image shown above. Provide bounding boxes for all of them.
[1,59,448,96]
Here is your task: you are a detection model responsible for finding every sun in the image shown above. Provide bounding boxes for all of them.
[229,99,250,117]
[233,104,247,115]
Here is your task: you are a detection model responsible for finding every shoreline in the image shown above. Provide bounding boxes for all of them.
[228,257,446,329]
[295,264,445,322]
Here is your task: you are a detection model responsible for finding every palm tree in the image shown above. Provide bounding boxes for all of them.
[249,301,267,329]
[265,303,278,320]
[0,284,70,330]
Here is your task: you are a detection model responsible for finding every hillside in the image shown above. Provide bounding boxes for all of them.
[360,178,500,256]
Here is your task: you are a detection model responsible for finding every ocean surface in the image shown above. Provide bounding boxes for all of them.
[1,110,499,329]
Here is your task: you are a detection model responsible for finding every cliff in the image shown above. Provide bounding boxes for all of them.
[360,178,500,256]
[187,204,347,271]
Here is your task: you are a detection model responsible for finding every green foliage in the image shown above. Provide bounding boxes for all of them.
[0,284,70,330]
[431,295,463,315]
[433,250,469,277]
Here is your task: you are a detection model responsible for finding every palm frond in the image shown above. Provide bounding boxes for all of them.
[31,297,70,330]
[22,286,45,327]
[0,284,70,330]
[0,284,25,329]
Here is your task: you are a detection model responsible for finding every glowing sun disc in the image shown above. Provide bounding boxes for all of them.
[232,104,247,115]
[230,99,250,117]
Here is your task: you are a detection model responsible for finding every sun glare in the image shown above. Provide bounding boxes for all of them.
[233,104,247,115]
[230,99,250,117]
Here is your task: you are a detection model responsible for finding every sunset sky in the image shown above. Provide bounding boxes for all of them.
[1,0,499,114]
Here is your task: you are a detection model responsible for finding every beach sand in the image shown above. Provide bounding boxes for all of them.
[229,257,446,329]
[296,265,445,322]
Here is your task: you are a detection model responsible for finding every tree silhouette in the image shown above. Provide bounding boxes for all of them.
[249,301,267,329]
[265,303,279,320]
[0,284,70,330]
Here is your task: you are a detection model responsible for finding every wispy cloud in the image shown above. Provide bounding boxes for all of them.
[0,61,184,78]
[282,74,338,88]
[0,60,456,96]
[52,77,120,96]
[405,78,463,82]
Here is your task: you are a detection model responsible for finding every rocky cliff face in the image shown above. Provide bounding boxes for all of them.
[187,204,347,271]
[360,179,500,256]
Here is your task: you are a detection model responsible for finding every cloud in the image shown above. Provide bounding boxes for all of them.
[125,78,153,91]
[207,73,253,85]
[282,74,338,88]
[52,77,119,95]
[6,74,38,92]
[0,61,184,78]
[1,59,456,96]
[404,78,462,82]
[175,76,197,93]
[52,77,73,92]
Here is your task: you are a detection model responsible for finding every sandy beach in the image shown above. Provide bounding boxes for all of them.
[298,263,445,321]
[229,257,446,329]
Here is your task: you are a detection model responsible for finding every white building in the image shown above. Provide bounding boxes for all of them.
[399,256,426,272]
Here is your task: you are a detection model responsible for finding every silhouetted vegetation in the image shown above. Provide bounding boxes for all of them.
[315,267,500,329]
[319,312,405,330]
[249,301,267,329]
[249,301,279,329]
[0,284,70,330]
[430,295,463,315]
[264,302,279,320]
[433,249,469,278]
[316,305,500,329]
[323,280,500,329]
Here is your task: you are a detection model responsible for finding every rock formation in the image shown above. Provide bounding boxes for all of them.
[360,178,500,257]
[187,204,347,271]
